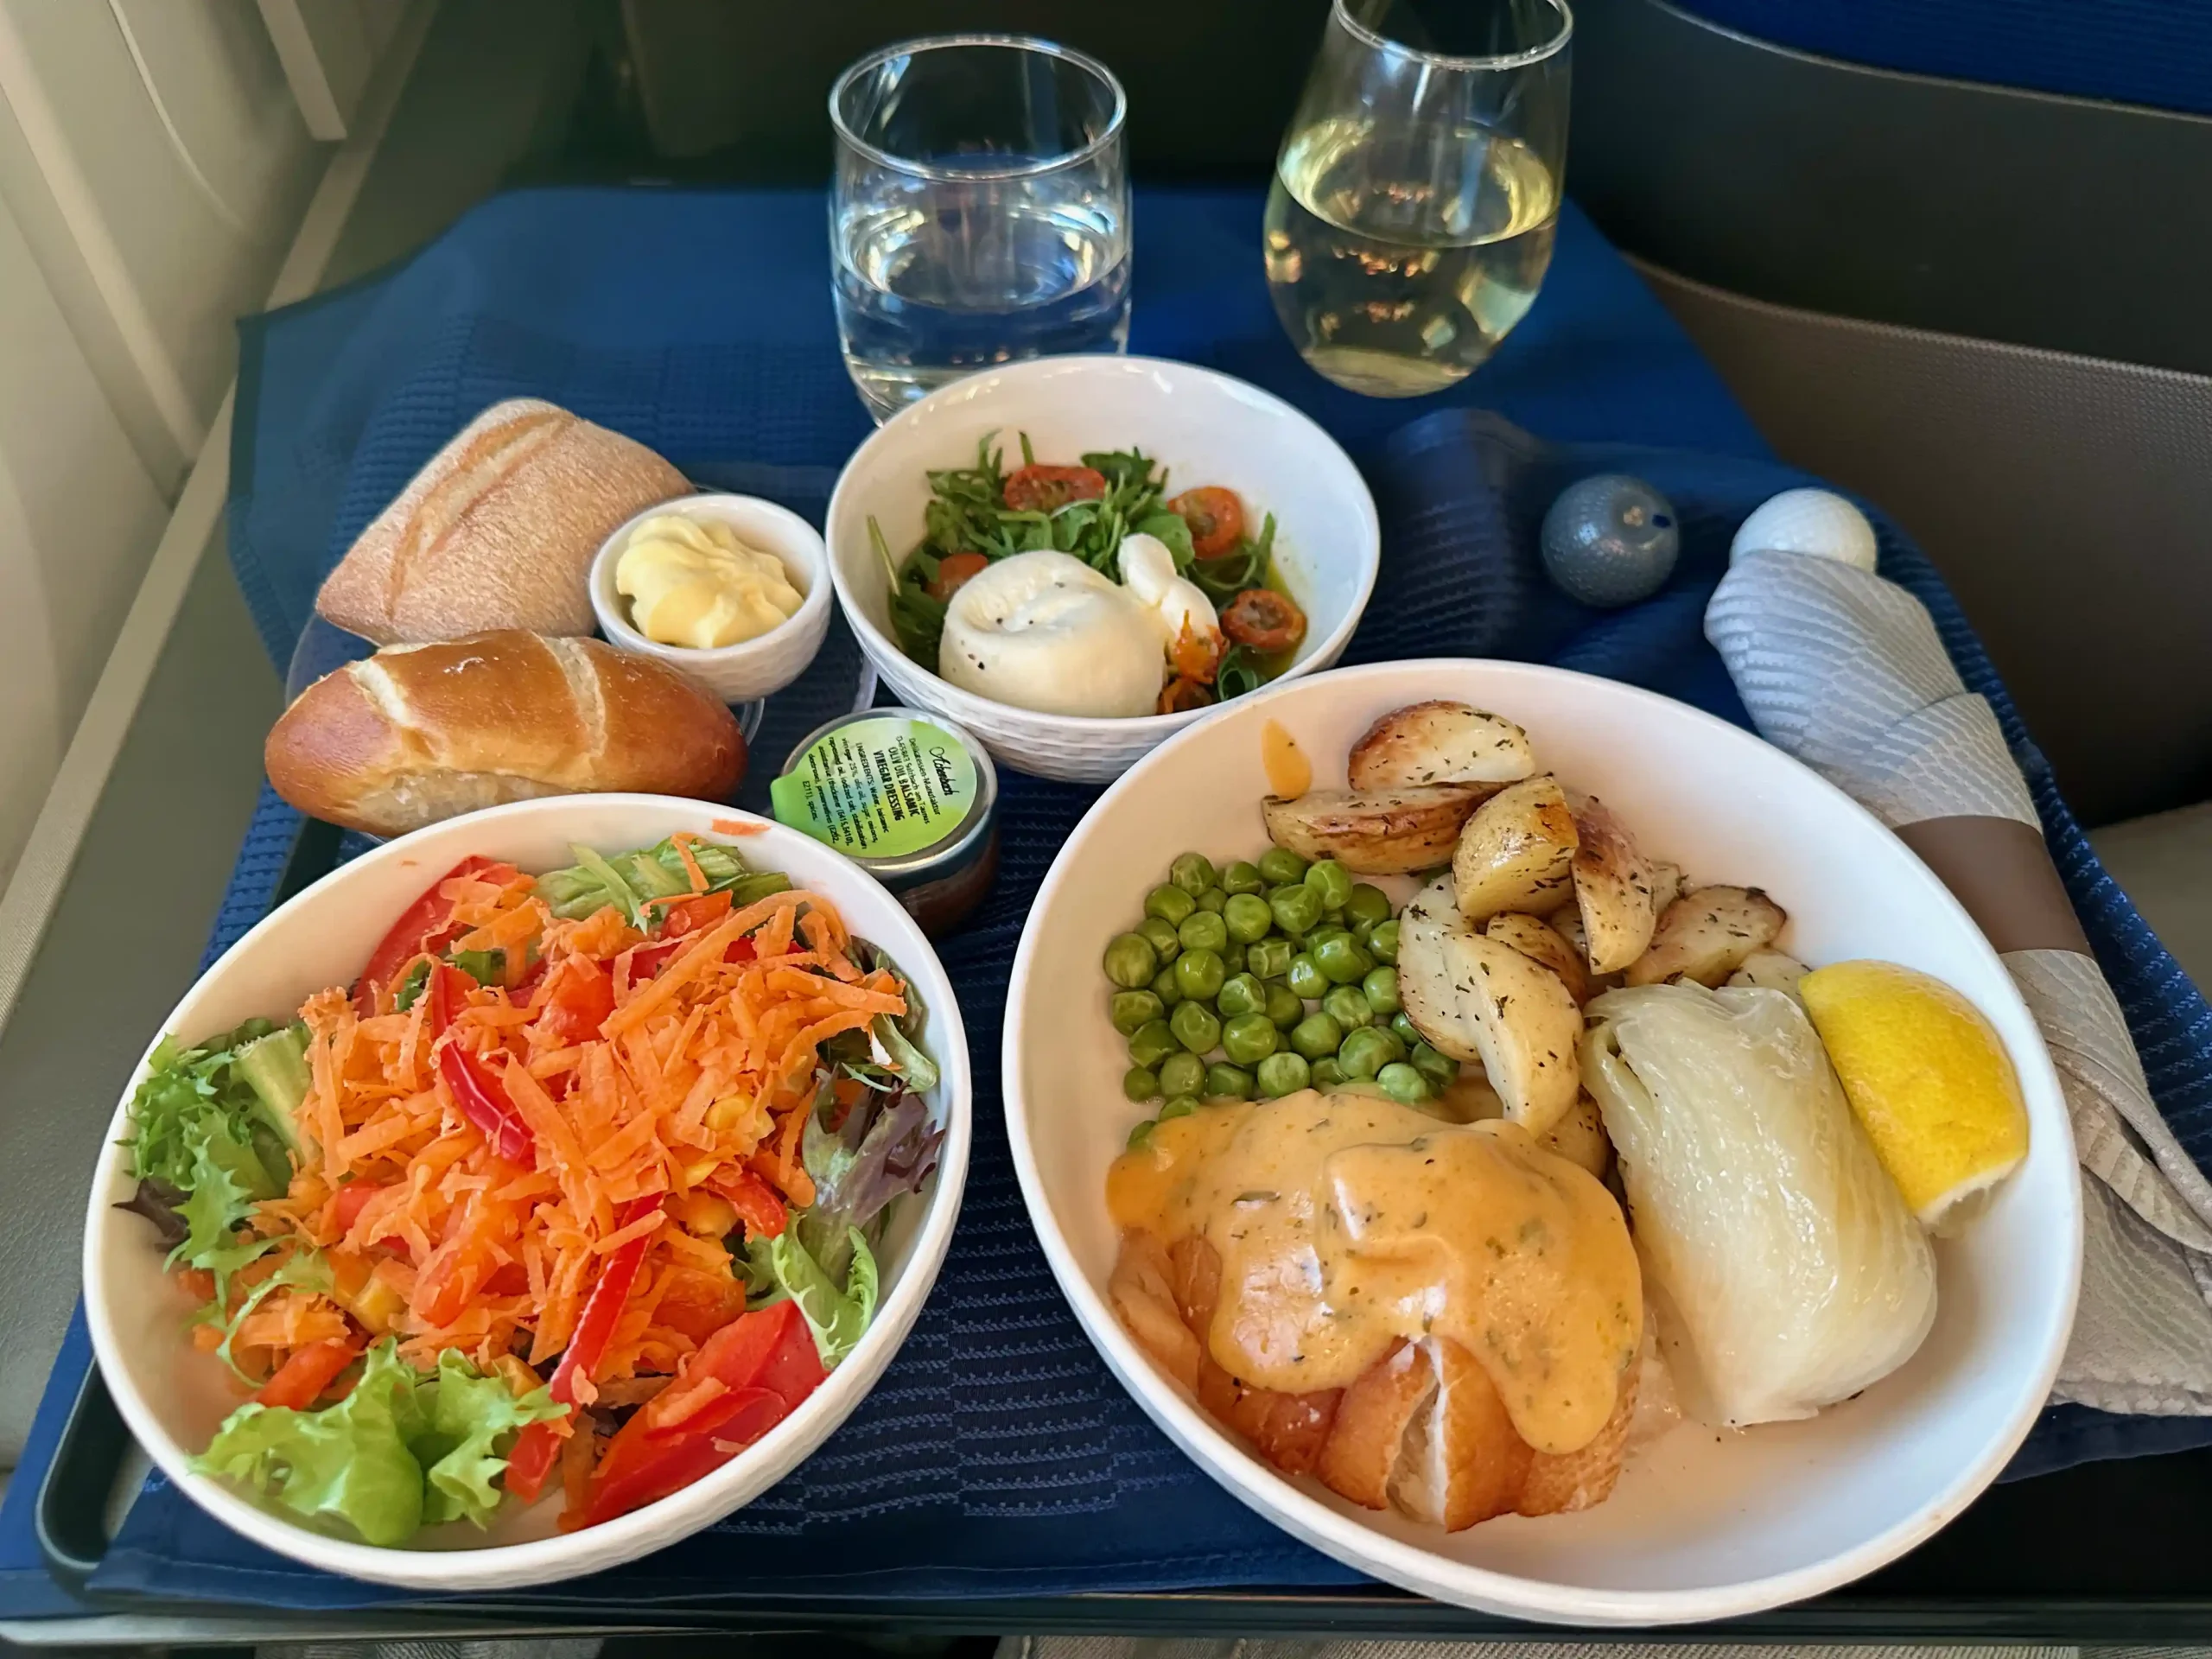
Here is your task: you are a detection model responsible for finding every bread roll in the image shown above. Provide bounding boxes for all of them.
[266,632,745,836]
[315,398,689,643]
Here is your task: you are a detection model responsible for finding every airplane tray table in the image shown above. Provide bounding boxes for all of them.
[5,186,2212,1641]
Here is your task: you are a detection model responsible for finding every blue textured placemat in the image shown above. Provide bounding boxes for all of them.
[19,184,2202,1614]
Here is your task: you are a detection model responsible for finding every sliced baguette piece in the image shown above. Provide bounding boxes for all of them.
[265,631,745,836]
[315,397,690,642]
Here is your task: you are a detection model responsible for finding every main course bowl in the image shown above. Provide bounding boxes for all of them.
[1003,660,2079,1625]
[84,795,972,1591]
[824,355,1381,785]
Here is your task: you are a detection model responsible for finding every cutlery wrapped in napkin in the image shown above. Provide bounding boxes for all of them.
[1708,547,2212,1414]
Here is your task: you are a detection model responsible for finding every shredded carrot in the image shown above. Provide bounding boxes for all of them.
[234,864,909,1395]
[711,817,766,836]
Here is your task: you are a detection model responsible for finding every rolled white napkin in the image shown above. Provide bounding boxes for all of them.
[1707,550,2212,1414]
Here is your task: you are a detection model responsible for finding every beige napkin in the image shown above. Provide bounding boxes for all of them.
[1707,550,2212,1414]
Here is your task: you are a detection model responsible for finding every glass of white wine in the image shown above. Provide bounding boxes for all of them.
[1265,0,1571,397]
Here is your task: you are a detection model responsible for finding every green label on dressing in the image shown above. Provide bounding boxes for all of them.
[770,717,976,861]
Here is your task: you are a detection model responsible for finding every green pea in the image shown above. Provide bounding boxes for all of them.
[1103,933,1157,988]
[1122,1065,1161,1102]
[1338,1025,1405,1081]
[1269,882,1325,938]
[1197,887,1228,914]
[1376,1062,1430,1105]
[1127,1020,1179,1069]
[1367,918,1400,963]
[1217,972,1268,1019]
[1314,934,1375,985]
[1286,953,1330,1001]
[1219,942,1247,976]
[1137,917,1181,963]
[1109,990,1165,1035]
[1290,1011,1344,1060]
[1323,907,1346,931]
[1390,1011,1421,1047]
[1160,1095,1200,1121]
[1178,910,1230,955]
[1205,1063,1255,1100]
[1257,847,1310,887]
[1311,1057,1347,1090]
[1306,924,1352,952]
[1344,883,1393,927]
[1223,893,1274,944]
[1265,982,1306,1029]
[1304,858,1353,911]
[1173,947,1226,1002]
[1409,1041,1458,1089]
[1351,918,1376,950]
[1363,965,1402,1017]
[1158,1051,1207,1099]
[1170,1000,1222,1055]
[1169,853,1217,897]
[1246,937,1294,981]
[1256,1052,1313,1098]
[1145,884,1196,926]
[1222,860,1266,896]
[1128,1118,1156,1150]
[1151,964,1184,1007]
[1321,984,1373,1029]
[1221,1013,1281,1065]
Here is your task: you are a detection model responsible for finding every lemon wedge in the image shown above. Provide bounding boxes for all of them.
[1799,960,2030,1232]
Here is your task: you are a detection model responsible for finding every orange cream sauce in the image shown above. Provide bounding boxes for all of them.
[1107,1089,1641,1454]
[1260,719,1312,799]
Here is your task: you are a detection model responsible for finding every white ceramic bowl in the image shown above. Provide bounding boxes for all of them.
[590,494,834,702]
[85,796,970,1591]
[824,356,1381,784]
[1005,661,2080,1626]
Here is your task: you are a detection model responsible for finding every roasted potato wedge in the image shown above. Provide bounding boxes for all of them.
[1263,785,1484,875]
[1726,948,1810,997]
[1395,875,1580,1133]
[1348,702,1536,792]
[1451,775,1579,922]
[1648,860,1685,915]
[1624,886,1788,987]
[1484,912,1592,1004]
[1537,1093,1611,1178]
[1569,795,1658,975]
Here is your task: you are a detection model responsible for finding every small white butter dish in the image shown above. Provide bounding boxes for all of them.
[590,493,832,703]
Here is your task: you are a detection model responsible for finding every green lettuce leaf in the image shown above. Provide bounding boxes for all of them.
[192,1339,429,1546]
[746,1226,878,1367]
[412,1349,564,1528]
[535,838,792,926]
[192,1338,564,1545]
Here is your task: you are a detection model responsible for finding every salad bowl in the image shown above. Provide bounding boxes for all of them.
[84,795,971,1591]
[824,355,1381,784]
[1004,660,2079,1624]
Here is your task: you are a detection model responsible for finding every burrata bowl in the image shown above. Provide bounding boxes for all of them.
[823,357,1380,784]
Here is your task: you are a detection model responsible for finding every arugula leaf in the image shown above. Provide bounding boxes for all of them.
[191,1338,563,1545]
[1134,511,1196,570]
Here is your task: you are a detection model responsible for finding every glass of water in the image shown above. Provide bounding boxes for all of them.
[1265,0,1571,397]
[830,35,1132,423]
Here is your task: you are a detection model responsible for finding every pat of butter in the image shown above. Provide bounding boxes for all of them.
[615,515,804,649]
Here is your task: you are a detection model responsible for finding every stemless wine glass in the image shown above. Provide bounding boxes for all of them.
[1265,0,1572,397]
[830,35,1132,423]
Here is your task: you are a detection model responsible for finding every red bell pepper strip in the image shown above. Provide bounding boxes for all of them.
[579,1300,826,1526]
[351,856,506,1015]
[436,1042,534,1166]
[536,958,615,1047]
[502,1194,662,1503]
[254,1338,359,1411]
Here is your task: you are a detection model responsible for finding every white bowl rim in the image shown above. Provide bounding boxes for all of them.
[589,493,834,665]
[823,353,1382,734]
[1001,657,2082,1624]
[84,795,971,1589]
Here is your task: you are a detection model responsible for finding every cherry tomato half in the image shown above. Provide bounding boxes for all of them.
[1002,464,1106,513]
[1158,677,1214,715]
[1220,588,1307,654]
[926,551,990,602]
[1168,486,1246,559]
